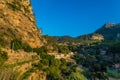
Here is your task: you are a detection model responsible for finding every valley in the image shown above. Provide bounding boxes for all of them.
[0,0,120,80]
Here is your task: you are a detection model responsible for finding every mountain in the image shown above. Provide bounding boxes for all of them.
[53,23,120,45]
[52,33,104,45]
[53,36,76,43]
[0,0,43,48]
[0,0,119,79]
[0,1,87,80]
[95,23,120,41]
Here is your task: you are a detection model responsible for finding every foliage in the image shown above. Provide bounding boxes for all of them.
[72,43,111,79]
[43,35,57,46]
[22,43,33,52]
[58,45,70,54]
[107,69,120,78]
[69,72,87,80]
[11,39,33,52]
[20,67,35,80]
[33,46,47,54]
[34,52,87,80]
[0,49,8,66]
[109,42,120,54]
[95,23,120,41]
[43,35,58,52]
[11,39,23,50]
[46,66,62,80]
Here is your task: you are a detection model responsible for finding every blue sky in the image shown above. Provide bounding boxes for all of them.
[31,0,120,37]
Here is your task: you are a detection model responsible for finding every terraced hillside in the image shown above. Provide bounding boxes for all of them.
[0,48,44,80]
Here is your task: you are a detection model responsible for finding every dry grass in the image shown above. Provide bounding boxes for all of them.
[0,67,19,80]
[2,48,38,64]
[0,48,40,80]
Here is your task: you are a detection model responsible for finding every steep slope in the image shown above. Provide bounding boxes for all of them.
[95,23,120,41]
[0,0,42,48]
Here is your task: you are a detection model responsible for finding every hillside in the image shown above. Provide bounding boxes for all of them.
[0,0,43,48]
[95,23,120,41]
[0,0,119,80]
[51,23,120,79]
[0,0,87,80]
[53,23,120,45]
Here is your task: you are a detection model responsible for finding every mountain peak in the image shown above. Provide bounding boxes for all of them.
[103,22,115,28]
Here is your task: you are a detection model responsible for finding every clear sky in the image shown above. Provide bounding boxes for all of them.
[31,0,120,37]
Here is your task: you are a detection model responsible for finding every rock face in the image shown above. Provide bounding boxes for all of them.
[103,22,115,28]
[0,0,42,48]
[91,34,104,41]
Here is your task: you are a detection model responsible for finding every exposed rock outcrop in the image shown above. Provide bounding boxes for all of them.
[0,0,43,48]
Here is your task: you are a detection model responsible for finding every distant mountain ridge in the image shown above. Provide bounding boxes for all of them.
[52,22,120,44]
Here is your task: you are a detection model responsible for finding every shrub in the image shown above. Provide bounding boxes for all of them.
[11,39,33,52]
[11,39,23,50]
[0,50,8,66]
[22,44,32,52]
[69,72,87,80]
[33,46,47,54]
[58,45,70,54]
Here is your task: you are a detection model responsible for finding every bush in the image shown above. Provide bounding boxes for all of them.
[58,45,70,54]
[46,66,62,80]
[11,39,23,50]
[0,50,8,66]
[35,52,87,80]
[33,46,47,54]
[11,39,33,52]
[22,44,33,52]
[69,72,87,80]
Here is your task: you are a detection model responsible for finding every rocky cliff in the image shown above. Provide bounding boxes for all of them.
[0,0,42,48]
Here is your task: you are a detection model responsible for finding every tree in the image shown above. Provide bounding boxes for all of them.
[69,72,87,80]
[11,39,23,50]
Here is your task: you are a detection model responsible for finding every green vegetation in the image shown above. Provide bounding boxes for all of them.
[0,21,120,80]
[7,59,35,68]
[11,39,32,52]
[20,67,35,80]
[0,48,19,80]
[0,49,8,66]
[72,44,109,79]
[109,42,120,54]
[34,53,87,80]
[58,45,70,54]
[107,69,120,78]
[42,35,71,54]
[11,39,23,50]
[33,46,47,54]
[69,72,87,80]
[95,23,120,41]
[22,43,33,52]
